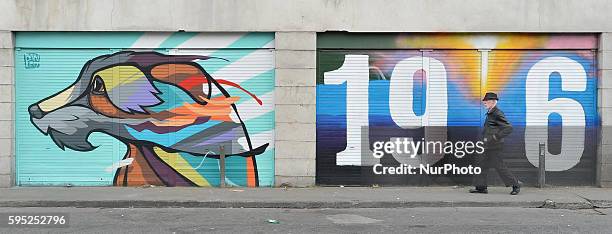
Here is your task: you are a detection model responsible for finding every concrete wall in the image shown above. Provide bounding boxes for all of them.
[274,32,317,187]
[598,33,612,187]
[0,0,611,187]
[1,0,612,32]
[0,31,14,187]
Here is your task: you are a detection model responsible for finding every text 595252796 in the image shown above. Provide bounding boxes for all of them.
[0,213,69,228]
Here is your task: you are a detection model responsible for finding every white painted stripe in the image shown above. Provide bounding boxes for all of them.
[130,32,173,49]
[480,50,489,95]
[105,158,134,172]
[197,48,273,96]
[211,49,274,80]
[210,49,274,93]
[230,92,273,122]
[261,41,275,50]
[238,130,274,151]
[177,32,247,49]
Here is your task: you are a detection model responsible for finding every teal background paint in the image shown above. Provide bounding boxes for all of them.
[198,33,275,74]
[154,32,199,52]
[15,49,127,186]
[16,32,145,49]
[15,32,275,187]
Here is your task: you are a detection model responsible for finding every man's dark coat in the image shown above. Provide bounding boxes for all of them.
[483,106,513,150]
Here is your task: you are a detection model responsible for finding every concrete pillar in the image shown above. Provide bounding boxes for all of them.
[274,32,317,187]
[0,31,13,187]
[598,33,612,187]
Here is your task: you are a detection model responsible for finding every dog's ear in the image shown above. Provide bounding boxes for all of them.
[93,65,162,114]
[112,51,261,106]
[118,51,224,104]
[149,63,212,103]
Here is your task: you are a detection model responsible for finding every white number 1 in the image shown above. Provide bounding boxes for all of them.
[324,55,374,166]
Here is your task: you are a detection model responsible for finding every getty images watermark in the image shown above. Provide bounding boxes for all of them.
[370,138,484,175]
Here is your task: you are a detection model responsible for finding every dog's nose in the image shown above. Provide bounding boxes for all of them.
[28,104,44,119]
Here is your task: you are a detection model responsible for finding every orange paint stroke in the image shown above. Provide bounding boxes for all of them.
[246,156,256,187]
[151,96,238,127]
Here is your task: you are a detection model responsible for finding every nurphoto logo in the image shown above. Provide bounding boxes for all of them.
[370,138,485,176]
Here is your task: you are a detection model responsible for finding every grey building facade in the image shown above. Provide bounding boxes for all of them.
[0,0,611,187]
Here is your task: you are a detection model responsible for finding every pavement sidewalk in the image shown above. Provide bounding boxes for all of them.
[0,186,610,209]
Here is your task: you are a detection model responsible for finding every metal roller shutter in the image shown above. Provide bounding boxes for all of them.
[317,49,482,185]
[316,34,598,186]
[16,49,120,186]
[15,32,275,187]
[487,50,597,185]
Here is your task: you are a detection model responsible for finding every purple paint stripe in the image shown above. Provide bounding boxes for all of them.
[140,147,192,186]
[118,85,161,112]
[126,53,213,67]
[193,130,237,147]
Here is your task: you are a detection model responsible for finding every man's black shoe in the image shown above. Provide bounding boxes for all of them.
[510,182,522,195]
[469,188,488,194]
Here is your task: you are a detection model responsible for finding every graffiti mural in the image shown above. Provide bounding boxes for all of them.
[16,32,275,187]
[316,33,598,186]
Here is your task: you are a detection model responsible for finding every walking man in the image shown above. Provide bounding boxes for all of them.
[470,92,522,195]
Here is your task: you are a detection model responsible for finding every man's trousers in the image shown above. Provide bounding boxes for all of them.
[473,148,519,188]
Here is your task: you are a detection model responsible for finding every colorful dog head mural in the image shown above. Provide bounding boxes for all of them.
[28,51,268,187]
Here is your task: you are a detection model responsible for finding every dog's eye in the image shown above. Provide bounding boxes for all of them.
[92,75,106,95]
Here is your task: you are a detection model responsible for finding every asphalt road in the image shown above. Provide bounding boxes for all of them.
[0,207,610,233]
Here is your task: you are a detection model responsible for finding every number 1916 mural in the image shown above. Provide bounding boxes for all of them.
[16,32,275,187]
[316,33,599,186]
